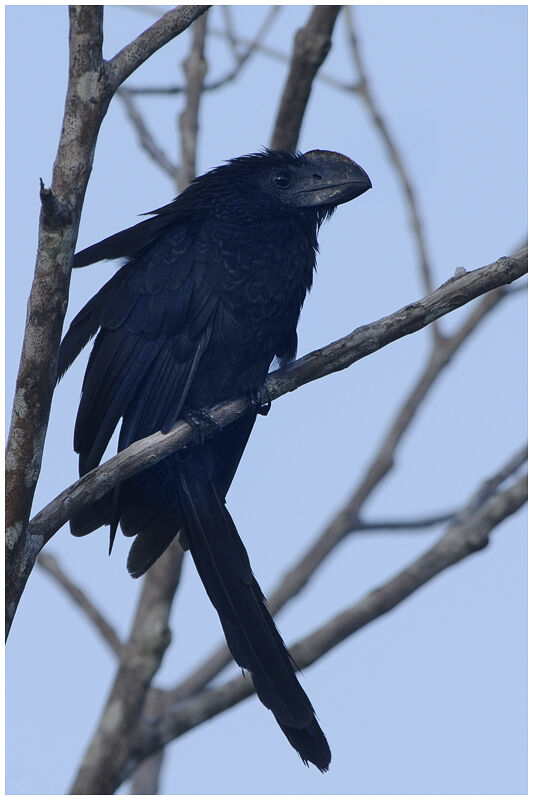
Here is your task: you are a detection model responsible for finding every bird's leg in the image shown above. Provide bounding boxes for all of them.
[182,407,223,445]
[250,385,271,416]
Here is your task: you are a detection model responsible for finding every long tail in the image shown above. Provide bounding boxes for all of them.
[163,459,331,772]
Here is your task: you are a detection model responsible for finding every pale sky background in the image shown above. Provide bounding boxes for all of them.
[6,4,527,795]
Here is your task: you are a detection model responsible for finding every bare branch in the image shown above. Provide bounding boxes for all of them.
[130,749,164,795]
[129,688,168,794]
[453,443,528,523]
[178,13,208,191]
[37,552,122,657]
[10,250,523,642]
[356,444,526,533]
[202,6,281,93]
[271,6,342,151]
[344,7,438,319]
[355,512,455,532]
[6,7,106,639]
[153,250,529,705]
[127,33,357,96]
[117,88,178,181]
[121,1,353,94]
[220,5,241,61]
[107,5,210,91]
[263,278,521,615]
[292,475,527,667]
[127,467,526,776]
[26,249,527,561]
[70,539,184,794]
[6,5,207,640]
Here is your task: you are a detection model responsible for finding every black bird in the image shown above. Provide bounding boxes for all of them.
[58,149,371,771]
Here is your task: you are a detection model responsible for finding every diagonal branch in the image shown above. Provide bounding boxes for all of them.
[37,552,122,657]
[107,5,210,91]
[344,7,438,316]
[124,462,526,780]
[291,476,527,667]
[220,6,241,60]
[453,444,527,522]
[9,249,524,640]
[202,6,281,93]
[117,88,179,182]
[264,277,523,613]
[27,249,527,552]
[127,39,357,96]
[355,511,456,532]
[163,253,526,703]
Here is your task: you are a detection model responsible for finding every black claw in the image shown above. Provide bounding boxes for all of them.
[250,386,271,416]
[183,408,222,445]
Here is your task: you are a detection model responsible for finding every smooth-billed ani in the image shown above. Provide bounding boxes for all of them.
[58,149,371,771]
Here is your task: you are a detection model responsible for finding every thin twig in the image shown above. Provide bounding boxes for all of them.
[357,444,525,533]
[178,13,208,191]
[220,5,241,61]
[204,6,281,92]
[37,552,122,657]
[453,443,527,524]
[118,88,178,181]
[125,23,358,96]
[354,512,455,532]
[292,476,527,667]
[344,7,438,322]
[207,22,360,93]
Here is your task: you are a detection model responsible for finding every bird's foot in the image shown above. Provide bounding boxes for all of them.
[250,385,271,416]
[183,407,222,445]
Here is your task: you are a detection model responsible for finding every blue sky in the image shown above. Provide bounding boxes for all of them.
[6,5,527,794]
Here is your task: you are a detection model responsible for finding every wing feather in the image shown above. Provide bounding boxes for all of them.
[65,219,220,481]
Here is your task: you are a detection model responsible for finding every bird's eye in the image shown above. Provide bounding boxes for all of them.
[273,173,292,188]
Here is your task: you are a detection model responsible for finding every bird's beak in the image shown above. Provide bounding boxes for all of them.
[293,150,371,208]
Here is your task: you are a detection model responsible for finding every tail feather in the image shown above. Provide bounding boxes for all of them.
[175,460,331,771]
[73,444,332,770]
[70,491,113,537]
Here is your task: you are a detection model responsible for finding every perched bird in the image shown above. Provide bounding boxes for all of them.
[58,149,371,771]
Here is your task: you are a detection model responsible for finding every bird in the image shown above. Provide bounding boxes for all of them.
[58,148,371,772]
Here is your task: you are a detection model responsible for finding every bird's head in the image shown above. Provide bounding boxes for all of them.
[256,149,371,211]
[168,149,371,225]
